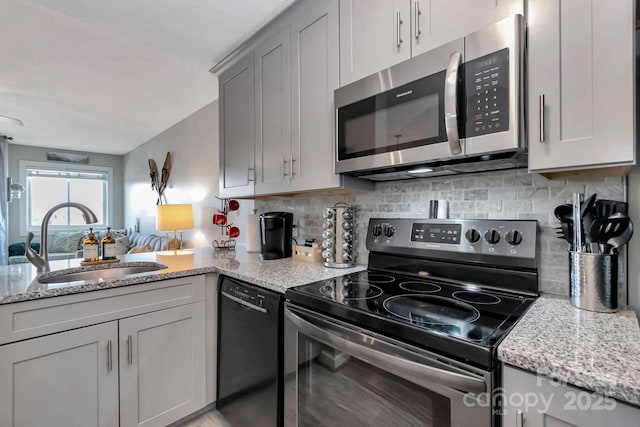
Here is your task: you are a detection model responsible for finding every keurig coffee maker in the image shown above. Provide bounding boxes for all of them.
[259,212,293,260]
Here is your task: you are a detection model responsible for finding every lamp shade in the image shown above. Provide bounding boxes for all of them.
[156,204,194,231]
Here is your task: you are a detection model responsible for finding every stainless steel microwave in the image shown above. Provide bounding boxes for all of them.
[335,15,526,181]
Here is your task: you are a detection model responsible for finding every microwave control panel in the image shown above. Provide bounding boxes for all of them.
[465,48,510,137]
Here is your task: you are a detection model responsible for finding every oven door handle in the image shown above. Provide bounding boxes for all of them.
[285,307,486,394]
[444,50,462,156]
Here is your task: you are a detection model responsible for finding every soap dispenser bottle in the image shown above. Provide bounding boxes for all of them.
[83,228,99,262]
[102,227,117,260]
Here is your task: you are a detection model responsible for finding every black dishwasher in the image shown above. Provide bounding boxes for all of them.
[217,275,283,427]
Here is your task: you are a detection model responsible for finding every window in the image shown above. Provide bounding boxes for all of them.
[19,161,113,233]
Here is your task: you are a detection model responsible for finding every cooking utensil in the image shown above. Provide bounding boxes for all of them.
[607,213,633,253]
[553,204,573,221]
[572,193,583,252]
[579,194,597,252]
[589,215,632,254]
[595,199,628,219]
[555,219,573,244]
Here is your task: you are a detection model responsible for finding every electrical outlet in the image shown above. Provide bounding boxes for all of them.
[292,220,299,239]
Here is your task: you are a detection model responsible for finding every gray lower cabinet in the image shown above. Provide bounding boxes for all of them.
[0,276,209,427]
[0,321,120,427]
[528,0,635,173]
[219,54,255,198]
[502,365,640,427]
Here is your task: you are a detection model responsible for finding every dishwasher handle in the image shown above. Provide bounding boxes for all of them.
[221,290,268,313]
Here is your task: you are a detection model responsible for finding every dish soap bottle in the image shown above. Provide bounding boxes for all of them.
[83,228,99,262]
[102,227,117,260]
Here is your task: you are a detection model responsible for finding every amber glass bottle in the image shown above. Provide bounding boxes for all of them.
[83,228,99,262]
[102,227,117,260]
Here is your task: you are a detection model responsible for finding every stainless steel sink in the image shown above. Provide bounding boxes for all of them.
[37,262,168,284]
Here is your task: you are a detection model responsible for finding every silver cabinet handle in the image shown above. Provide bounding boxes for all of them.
[107,340,113,372]
[444,51,462,155]
[396,11,403,47]
[414,2,422,39]
[286,307,486,394]
[247,167,255,182]
[127,335,133,365]
[290,154,296,177]
[283,159,289,177]
[516,410,524,427]
[539,94,545,143]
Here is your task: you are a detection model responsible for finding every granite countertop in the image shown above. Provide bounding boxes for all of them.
[498,294,640,407]
[0,247,366,304]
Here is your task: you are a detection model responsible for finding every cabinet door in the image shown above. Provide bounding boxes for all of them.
[290,0,342,192]
[528,0,634,172]
[255,28,291,195]
[0,322,119,427]
[411,0,522,57]
[502,365,640,427]
[119,302,206,427]
[219,54,255,198]
[339,0,411,86]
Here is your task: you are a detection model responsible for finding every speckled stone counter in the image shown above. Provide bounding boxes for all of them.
[0,247,365,304]
[498,294,640,406]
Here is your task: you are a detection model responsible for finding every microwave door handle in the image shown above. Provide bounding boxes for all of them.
[444,51,462,155]
[286,307,486,394]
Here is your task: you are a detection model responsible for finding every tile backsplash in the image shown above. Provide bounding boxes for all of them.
[256,168,625,296]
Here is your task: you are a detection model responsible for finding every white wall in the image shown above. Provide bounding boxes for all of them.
[6,145,124,244]
[123,100,252,248]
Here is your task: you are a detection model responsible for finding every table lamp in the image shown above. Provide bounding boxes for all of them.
[156,204,194,251]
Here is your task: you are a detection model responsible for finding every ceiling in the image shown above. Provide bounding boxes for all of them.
[0,0,296,155]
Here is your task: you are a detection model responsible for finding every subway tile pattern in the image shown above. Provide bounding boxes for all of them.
[256,168,626,297]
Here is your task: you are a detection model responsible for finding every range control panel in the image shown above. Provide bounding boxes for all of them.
[366,218,537,267]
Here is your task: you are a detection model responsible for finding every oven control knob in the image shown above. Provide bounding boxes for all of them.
[372,224,383,237]
[465,228,481,244]
[484,229,500,244]
[383,225,395,238]
[505,230,523,246]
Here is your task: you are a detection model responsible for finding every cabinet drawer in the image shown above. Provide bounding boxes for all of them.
[0,275,205,345]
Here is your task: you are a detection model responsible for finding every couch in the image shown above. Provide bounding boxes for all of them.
[8,229,129,264]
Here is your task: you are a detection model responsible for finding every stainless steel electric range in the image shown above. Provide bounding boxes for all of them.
[284,218,538,427]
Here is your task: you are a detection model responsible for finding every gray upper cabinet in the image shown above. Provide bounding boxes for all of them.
[255,28,291,195]
[214,0,372,198]
[290,0,342,192]
[339,0,522,86]
[219,54,255,198]
[339,0,411,86]
[411,0,522,57]
[528,0,635,174]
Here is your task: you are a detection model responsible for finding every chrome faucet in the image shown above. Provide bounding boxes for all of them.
[25,202,99,273]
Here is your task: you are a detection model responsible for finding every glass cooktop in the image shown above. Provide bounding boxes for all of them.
[286,270,535,369]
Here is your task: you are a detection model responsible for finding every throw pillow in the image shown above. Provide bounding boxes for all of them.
[8,242,41,256]
[114,236,130,255]
[128,244,153,254]
[50,232,83,253]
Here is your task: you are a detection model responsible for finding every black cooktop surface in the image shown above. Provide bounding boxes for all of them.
[286,270,535,369]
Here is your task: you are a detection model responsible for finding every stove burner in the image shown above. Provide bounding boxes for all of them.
[452,291,501,305]
[383,295,480,325]
[399,281,442,294]
[320,283,384,300]
[359,273,395,284]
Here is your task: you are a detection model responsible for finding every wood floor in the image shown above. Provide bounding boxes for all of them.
[177,409,232,427]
